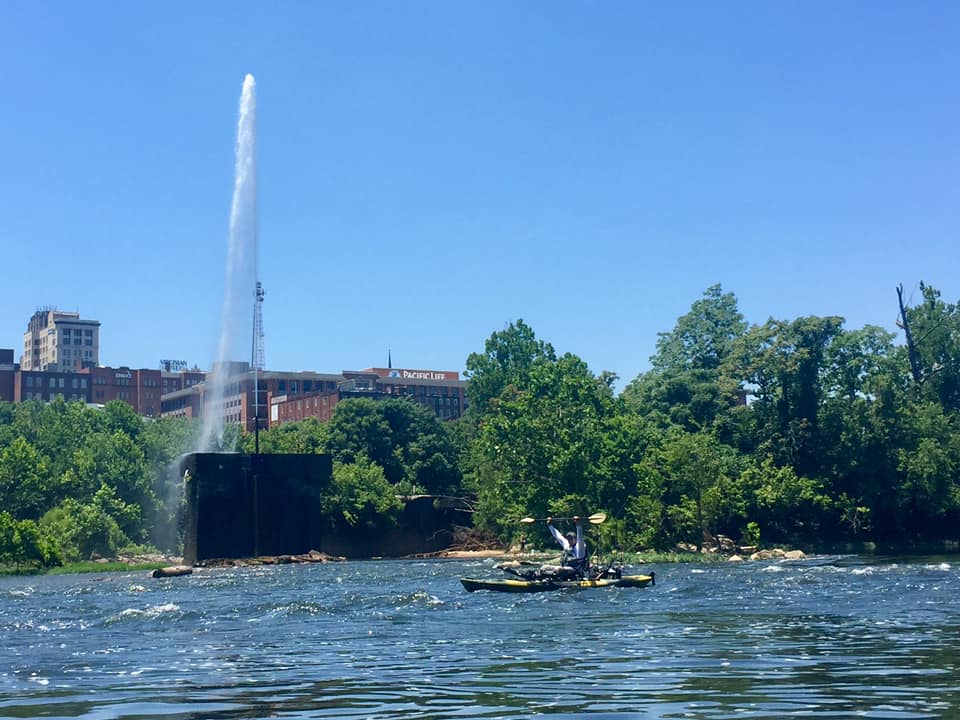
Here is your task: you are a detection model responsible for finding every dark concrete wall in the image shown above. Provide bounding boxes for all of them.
[182,452,332,564]
[180,452,466,563]
[319,496,464,558]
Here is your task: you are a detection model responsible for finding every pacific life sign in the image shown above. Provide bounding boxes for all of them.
[381,368,459,382]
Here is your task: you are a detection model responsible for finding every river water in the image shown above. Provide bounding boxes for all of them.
[2,555,958,719]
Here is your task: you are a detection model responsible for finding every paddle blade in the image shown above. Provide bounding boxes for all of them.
[519,517,536,524]
[588,512,607,525]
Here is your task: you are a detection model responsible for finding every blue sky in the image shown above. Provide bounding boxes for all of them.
[1,3,957,389]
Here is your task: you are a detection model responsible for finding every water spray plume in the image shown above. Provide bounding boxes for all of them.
[198,74,258,452]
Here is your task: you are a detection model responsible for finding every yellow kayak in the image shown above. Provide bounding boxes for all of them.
[460,573,655,593]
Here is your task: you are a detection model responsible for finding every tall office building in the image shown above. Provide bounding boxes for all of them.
[20,309,100,372]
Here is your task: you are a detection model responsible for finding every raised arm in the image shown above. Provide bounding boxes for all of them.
[546,517,571,551]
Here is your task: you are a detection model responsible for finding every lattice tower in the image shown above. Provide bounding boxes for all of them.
[252,281,265,371]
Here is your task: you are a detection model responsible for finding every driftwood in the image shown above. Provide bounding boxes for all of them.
[151,565,193,578]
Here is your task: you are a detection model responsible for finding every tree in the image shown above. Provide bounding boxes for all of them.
[635,430,740,550]
[624,285,746,432]
[464,319,557,416]
[324,398,461,495]
[321,456,402,527]
[898,283,960,412]
[0,513,60,570]
[238,417,327,455]
[651,284,747,374]
[739,457,832,544]
[64,431,152,542]
[734,316,845,477]
[472,352,615,537]
[39,499,129,562]
[895,401,960,538]
[0,437,52,521]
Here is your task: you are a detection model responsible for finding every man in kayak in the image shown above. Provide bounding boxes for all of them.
[544,516,588,579]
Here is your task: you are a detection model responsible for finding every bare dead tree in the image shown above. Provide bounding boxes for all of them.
[897,284,925,384]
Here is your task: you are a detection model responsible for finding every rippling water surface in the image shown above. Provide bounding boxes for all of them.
[2,556,959,718]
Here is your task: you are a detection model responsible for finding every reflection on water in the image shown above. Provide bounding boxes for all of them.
[2,556,959,718]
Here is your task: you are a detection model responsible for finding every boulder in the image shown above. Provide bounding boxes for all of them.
[749,548,787,561]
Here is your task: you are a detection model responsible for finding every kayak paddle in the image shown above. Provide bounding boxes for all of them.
[519,512,607,525]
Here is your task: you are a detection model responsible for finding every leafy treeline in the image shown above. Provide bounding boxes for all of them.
[0,401,195,569]
[2,283,958,569]
[462,284,960,552]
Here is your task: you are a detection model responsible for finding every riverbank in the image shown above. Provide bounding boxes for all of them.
[8,541,953,577]
[1,552,179,577]
[1,560,170,576]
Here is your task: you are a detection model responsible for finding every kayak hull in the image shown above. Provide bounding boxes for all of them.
[460,573,655,593]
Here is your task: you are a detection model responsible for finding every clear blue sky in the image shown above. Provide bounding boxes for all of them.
[1,3,957,389]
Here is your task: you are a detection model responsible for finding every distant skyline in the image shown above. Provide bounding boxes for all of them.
[1,3,957,389]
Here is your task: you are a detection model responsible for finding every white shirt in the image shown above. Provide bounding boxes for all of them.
[548,523,585,560]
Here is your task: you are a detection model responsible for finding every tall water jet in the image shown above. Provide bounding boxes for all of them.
[199,73,258,452]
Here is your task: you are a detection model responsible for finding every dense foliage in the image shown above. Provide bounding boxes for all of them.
[462,284,960,553]
[1,283,957,570]
[0,400,197,569]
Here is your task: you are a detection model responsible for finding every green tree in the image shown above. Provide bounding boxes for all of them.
[40,499,129,562]
[473,352,615,537]
[0,437,52,521]
[324,398,461,495]
[464,319,557,416]
[624,285,747,432]
[321,456,403,527]
[635,430,740,550]
[740,457,832,544]
[63,431,152,541]
[238,417,327,455]
[734,316,845,476]
[651,284,748,374]
[895,401,960,537]
[0,514,60,570]
[900,283,960,412]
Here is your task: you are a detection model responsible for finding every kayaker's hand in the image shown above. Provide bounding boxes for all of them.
[546,517,553,525]
[573,516,580,524]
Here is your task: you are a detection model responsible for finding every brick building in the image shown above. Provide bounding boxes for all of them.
[162,367,350,431]
[161,365,467,431]
[3,331,467,432]
[0,346,206,416]
[270,367,465,426]
[0,349,17,402]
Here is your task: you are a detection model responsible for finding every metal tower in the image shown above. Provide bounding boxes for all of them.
[252,281,265,454]
[252,281,265,372]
